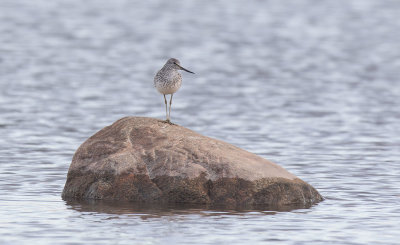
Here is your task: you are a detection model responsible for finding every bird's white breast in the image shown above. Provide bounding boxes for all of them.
[154,70,182,95]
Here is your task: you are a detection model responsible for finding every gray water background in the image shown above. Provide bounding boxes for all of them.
[0,0,400,244]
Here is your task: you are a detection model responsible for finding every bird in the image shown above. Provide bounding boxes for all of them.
[154,58,194,123]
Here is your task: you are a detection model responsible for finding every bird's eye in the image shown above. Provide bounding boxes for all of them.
[173,62,177,65]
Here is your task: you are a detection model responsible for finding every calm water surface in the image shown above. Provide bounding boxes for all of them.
[0,0,399,244]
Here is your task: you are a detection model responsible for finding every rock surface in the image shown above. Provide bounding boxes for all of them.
[62,117,323,208]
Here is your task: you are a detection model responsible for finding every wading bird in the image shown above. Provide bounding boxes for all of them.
[154,58,194,123]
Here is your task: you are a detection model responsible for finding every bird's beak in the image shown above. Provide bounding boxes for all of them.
[177,64,195,74]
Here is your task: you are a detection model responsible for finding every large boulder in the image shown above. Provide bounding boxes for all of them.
[62,117,323,208]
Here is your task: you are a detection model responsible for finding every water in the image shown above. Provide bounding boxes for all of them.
[0,0,399,244]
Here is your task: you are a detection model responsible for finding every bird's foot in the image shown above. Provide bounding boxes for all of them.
[164,119,175,125]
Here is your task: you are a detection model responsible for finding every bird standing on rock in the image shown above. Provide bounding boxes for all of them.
[154,58,194,123]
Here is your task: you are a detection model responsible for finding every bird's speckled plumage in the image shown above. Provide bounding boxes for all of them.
[154,58,194,122]
[154,67,182,95]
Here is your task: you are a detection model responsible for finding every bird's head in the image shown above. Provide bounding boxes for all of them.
[166,58,195,74]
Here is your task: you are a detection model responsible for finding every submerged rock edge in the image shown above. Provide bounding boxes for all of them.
[62,170,323,207]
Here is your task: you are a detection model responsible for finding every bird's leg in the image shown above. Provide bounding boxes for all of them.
[163,94,169,122]
[168,94,173,122]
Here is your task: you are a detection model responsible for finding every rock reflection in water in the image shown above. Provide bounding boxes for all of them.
[64,198,312,216]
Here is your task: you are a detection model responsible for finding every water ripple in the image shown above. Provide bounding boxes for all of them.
[1,0,400,244]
